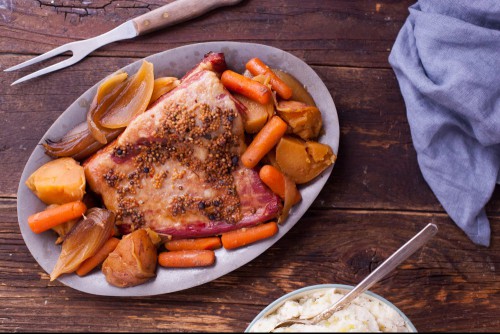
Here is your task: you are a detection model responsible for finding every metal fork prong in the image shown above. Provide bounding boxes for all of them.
[10,54,86,86]
[6,21,137,85]
[3,43,75,72]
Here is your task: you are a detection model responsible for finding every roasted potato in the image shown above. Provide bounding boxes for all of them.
[276,100,323,140]
[102,229,157,288]
[235,93,273,134]
[276,136,336,184]
[25,157,86,205]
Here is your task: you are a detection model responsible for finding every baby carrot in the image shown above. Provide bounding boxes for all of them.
[245,58,293,100]
[28,200,87,234]
[221,221,279,250]
[241,116,288,169]
[164,237,222,251]
[158,250,216,268]
[221,70,272,105]
[259,165,302,204]
[76,237,120,276]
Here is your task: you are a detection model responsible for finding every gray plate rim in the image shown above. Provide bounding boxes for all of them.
[16,41,340,296]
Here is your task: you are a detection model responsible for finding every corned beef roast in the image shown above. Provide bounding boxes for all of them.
[83,52,281,239]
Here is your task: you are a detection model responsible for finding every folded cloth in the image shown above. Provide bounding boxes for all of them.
[389,0,500,246]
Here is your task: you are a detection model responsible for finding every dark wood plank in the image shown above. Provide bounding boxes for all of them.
[0,0,414,68]
[2,54,499,213]
[1,1,499,332]
[1,199,498,332]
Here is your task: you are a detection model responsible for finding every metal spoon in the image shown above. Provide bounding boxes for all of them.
[270,223,438,331]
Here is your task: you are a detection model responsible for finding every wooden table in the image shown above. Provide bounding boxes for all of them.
[1,1,498,332]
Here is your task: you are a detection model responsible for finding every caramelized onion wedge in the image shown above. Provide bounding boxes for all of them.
[97,71,128,98]
[278,173,296,224]
[273,69,316,107]
[99,60,154,129]
[43,121,123,161]
[252,73,272,88]
[52,219,77,245]
[148,77,180,107]
[87,72,128,144]
[50,207,115,281]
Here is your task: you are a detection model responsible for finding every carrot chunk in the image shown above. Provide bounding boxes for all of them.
[221,70,272,105]
[241,116,288,169]
[158,250,216,268]
[76,237,120,276]
[259,165,301,204]
[164,237,222,251]
[221,222,279,250]
[28,200,87,234]
[245,58,293,100]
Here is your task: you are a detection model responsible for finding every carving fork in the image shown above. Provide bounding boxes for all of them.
[4,0,243,85]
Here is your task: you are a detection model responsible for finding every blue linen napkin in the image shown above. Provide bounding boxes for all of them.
[388,0,500,246]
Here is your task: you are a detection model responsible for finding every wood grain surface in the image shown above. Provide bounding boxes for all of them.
[0,0,498,332]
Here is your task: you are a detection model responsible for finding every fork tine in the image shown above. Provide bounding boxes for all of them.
[6,21,137,84]
[10,55,86,86]
[4,43,73,72]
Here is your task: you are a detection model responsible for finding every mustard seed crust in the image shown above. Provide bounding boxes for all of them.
[102,102,242,230]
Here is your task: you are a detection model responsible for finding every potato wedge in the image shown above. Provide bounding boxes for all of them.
[276,100,323,140]
[276,136,335,184]
[25,157,86,205]
[235,93,274,133]
[102,229,157,288]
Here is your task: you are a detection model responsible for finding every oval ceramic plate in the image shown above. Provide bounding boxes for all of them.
[17,42,339,296]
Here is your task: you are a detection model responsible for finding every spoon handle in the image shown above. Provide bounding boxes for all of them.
[311,223,438,322]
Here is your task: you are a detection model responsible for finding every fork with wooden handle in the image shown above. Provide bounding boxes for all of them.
[5,0,243,85]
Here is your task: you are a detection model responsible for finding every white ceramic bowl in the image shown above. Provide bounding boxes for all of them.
[245,284,417,332]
